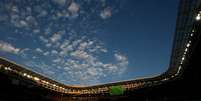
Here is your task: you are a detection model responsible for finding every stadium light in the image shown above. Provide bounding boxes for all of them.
[185,48,188,52]
[34,77,40,81]
[191,33,193,37]
[27,75,31,78]
[53,84,56,87]
[180,61,183,65]
[182,57,185,61]
[46,81,49,84]
[186,43,190,47]
[196,13,201,21]
[4,67,8,70]
[23,73,27,76]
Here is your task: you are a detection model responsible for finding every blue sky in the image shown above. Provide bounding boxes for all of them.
[0,0,179,86]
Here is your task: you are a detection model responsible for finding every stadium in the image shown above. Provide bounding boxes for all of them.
[0,0,201,101]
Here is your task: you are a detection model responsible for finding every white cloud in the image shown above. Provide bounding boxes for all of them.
[60,40,70,49]
[100,48,108,53]
[70,50,89,60]
[43,51,50,56]
[114,53,127,62]
[19,20,28,27]
[114,53,128,75]
[39,36,48,43]
[35,48,43,53]
[104,64,118,71]
[50,33,62,43]
[38,10,48,17]
[32,56,37,59]
[33,29,40,34]
[68,2,80,15]
[78,42,88,50]
[53,58,61,63]
[100,8,112,19]
[25,16,38,26]
[11,17,28,28]
[0,41,21,54]
[11,6,19,13]
[87,68,98,76]
[51,50,58,55]
[45,43,52,47]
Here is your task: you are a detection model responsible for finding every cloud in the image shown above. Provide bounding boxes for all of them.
[35,48,43,53]
[68,2,80,16]
[38,10,48,17]
[25,16,38,26]
[87,68,98,76]
[11,6,19,13]
[1,0,127,85]
[53,58,61,63]
[78,42,88,50]
[10,15,28,28]
[100,8,112,19]
[114,53,129,75]
[0,41,21,54]
[70,50,89,60]
[33,29,40,34]
[51,50,58,55]
[39,36,48,43]
[114,53,127,62]
[45,43,52,48]
[43,51,50,56]
[50,33,62,43]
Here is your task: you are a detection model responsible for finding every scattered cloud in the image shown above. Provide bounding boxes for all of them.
[115,53,127,62]
[43,51,50,56]
[100,8,112,19]
[50,33,62,43]
[51,50,58,55]
[45,43,52,48]
[35,48,43,53]
[52,58,61,63]
[0,41,21,54]
[70,50,89,60]
[1,1,126,85]
[68,2,80,17]
[38,10,48,17]
[39,36,48,43]
[25,16,38,26]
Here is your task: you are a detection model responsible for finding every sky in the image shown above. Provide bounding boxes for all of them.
[0,0,179,86]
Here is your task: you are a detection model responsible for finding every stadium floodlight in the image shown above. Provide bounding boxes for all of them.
[190,33,193,37]
[23,73,27,76]
[34,77,40,81]
[4,67,8,70]
[27,75,31,78]
[46,81,49,84]
[196,13,201,21]
[180,61,183,65]
[184,51,187,55]
[185,48,188,52]
[186,43,190,47]
[182,57,185,61]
